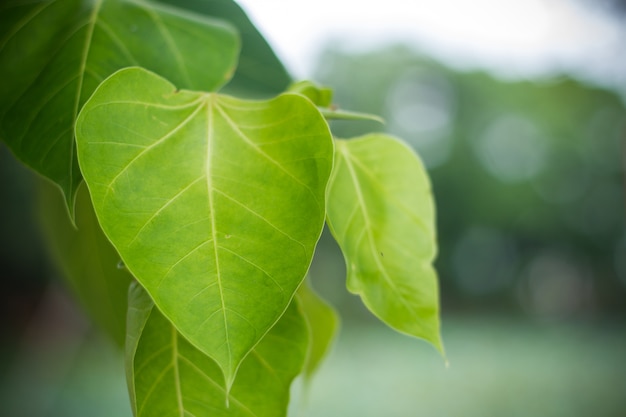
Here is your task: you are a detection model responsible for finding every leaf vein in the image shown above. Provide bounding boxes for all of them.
[39,126,73,166]
[136,1,192,87]
[214,104,319,206]
[176,355,258,417]
[249,350,279,381]
[205,97,231,377]
[70,0,104,200]
[136,363,174,416]
[0,1,52,51]
[104,101,204,194]
[18,73,80,144]
[95,18,140,65]
[217,245,285,294]
[135,345,171,376]
[128,175,205,246]
[212,187,305,252]
[156,238,214,289]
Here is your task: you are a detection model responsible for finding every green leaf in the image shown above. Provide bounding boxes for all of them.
[156,0,292,96]
[76,67,333,388]
[287,81,333,108]
[326,134,444,353]
[296,280,339,381]
[38,181,131,346]
[0,0,239,213]
[126,282,309,417]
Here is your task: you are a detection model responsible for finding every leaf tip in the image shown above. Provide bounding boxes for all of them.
[428,327,447,364]
[56,181,79,228]
[223,372,235,408]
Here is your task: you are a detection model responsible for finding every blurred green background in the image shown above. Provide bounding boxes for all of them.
[1,1,625,416]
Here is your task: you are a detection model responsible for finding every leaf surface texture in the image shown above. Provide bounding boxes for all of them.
[126,283,308,417]
[76,67,333,385]
[326,134,443,352]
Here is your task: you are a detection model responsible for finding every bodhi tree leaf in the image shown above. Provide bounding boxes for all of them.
[326,134,444,353]
[38,181,131,346]
[126,282,308,417]
[296,280,339,382]
[0,0,239,213]
[76,67,333,388]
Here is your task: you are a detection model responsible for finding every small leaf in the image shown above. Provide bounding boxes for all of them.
[326,134,444,353]
[0,0,239,213]
[38,181,131,346]
[296,280,339,381]
[287,81,333,107]
[126,282,308,417]
[76,67,333,387]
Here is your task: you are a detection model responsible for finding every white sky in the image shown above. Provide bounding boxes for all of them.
[236,0,626,91]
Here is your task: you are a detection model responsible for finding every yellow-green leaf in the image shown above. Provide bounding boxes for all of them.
[326,134,443,353]
[76,67,333,387]
[126,282,308,417]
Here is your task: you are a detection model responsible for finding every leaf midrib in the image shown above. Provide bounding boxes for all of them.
[206,95,232,382]
[70,0,104,198]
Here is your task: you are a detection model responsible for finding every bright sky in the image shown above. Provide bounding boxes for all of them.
[237,0,626,91]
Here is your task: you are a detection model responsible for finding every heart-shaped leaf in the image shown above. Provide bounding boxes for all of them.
[326,134,444,353]
[126,282,308,417]
[0,0,239,213]
[76,67,333,387]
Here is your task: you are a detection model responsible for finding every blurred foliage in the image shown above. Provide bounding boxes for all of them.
[290,318,626,417]
[312,44,626,319]
[0,144,48,372]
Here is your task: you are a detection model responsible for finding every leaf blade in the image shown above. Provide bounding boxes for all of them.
[126,282,309,417]
[326,134,444,353]
[76,67,333,386]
